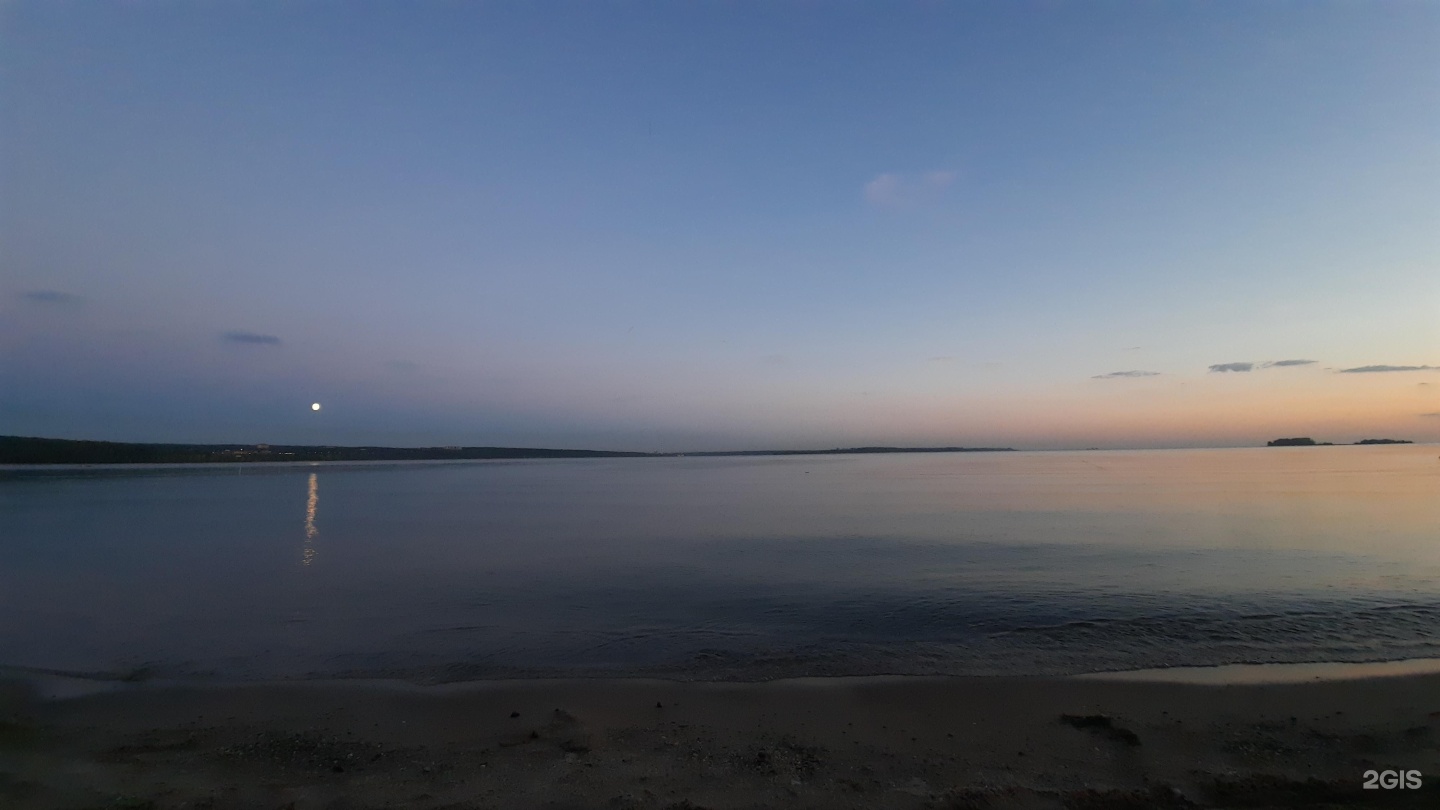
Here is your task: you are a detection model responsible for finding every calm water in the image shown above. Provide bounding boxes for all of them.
[3,447,1438,681]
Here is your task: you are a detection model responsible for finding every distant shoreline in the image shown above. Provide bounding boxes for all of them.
[1266,437,1412,447]
[6,435,1427,465]
[676,446,1016,458]
[0,435,1016,465]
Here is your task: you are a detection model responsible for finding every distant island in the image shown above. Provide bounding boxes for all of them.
[0,436,1015,465]
[1266,437,1412,447]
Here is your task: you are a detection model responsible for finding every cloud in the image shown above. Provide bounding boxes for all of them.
[221,331,282,345]
[1092,370,1160,379]
[864,173,903,206]
[927,355,957,363]
[863,169,955,207]
[923,170,956,188]
[1209,359,1318,373]
[1422,412,1440,418]
[20,290,82,305]
[1337,365,1438,373]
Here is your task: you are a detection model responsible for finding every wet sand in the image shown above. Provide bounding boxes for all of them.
[3,671,1438,809]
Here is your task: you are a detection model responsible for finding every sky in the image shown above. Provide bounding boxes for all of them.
[2,2,1438,451]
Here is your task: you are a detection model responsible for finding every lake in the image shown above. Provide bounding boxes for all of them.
[3,446,1438,681]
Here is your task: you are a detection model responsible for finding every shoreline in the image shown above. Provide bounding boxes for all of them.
[1078,657,1440,685]
[10,655,1440,697]
[5,664,1439,808]
[0,434,1016,467]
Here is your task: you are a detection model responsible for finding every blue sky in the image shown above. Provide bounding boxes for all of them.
[3,2,1437,450]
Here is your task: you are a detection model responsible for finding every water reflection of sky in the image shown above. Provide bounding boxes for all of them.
[1,446,1437,680]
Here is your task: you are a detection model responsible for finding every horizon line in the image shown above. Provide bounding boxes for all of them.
[2,434,1428,461]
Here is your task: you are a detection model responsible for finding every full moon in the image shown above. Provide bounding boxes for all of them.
[311,403,321,411]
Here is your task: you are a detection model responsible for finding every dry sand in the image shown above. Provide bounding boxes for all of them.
[3,670,1439,809]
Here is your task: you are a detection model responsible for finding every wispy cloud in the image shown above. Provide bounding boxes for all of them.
[20,290,82,305]
[864,174,902,206]
[1422,412,1440,417]
[1338,364,1438,373]
[1209,359,1317,373]
[221,331,282,345]
[923,170,955,188]
[1092,370,1160,379]
[864,170,955,207]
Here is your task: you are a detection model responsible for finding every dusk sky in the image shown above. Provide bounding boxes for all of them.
[3,2,1437,451]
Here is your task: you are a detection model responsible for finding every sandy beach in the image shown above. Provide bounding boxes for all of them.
[3,670,1438,809]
